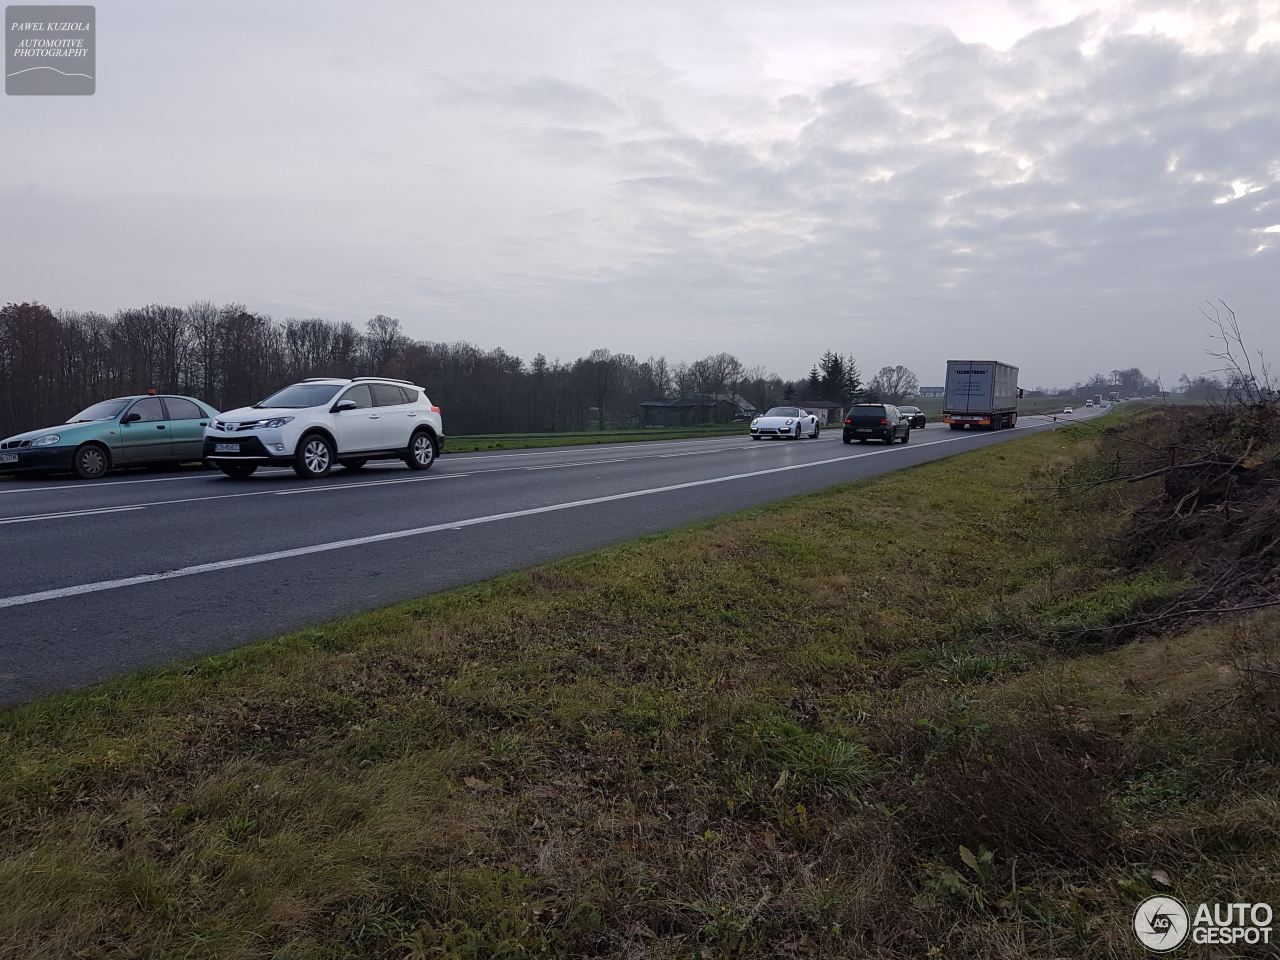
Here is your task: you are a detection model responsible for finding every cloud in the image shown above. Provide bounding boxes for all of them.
[1,0,1277,385]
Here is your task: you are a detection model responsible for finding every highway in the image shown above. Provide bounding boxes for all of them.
[0,410,1099,703]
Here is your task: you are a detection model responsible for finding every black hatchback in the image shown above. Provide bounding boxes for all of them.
[843,403,910,444]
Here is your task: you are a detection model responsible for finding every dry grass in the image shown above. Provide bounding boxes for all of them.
[2,411,1276,958]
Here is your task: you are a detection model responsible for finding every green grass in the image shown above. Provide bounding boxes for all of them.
[2,414,1276,958]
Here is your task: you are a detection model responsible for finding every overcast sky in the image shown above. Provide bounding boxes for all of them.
[2,0,1278,388]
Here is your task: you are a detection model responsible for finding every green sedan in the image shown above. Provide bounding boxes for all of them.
[0,394,220,479]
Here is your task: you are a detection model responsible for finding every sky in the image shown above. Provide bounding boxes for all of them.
[2,0,1278,389]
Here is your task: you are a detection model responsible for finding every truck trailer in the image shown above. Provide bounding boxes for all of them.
[942,360,1020,430]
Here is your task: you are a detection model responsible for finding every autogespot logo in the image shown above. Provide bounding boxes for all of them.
[1134,896,1190,952]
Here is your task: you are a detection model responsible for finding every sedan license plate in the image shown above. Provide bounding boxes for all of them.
[213,443,240,453]
[0,453,17,464]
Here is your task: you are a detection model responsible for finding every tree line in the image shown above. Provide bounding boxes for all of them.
[0,302,917,437]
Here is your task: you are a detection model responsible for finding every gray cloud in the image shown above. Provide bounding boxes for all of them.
[1,0,1277,386]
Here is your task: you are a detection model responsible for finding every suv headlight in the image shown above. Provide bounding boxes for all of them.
[31,433,61,447]
[257,417,294,429]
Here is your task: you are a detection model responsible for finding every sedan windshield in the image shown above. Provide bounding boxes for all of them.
[255,383,342,409]
[764,406,800,417]
[68,398,131,422]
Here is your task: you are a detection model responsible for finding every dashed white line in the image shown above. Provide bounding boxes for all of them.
[0,505,145,526]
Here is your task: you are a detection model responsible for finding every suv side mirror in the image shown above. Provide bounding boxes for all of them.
[122,412,141,424]
[333,399,358,412]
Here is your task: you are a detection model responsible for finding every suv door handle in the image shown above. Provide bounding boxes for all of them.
[369,414,380,419]
[407,412,416,418]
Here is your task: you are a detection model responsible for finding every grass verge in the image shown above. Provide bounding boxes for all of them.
[445,424,745,452]
[2,417,1276,958]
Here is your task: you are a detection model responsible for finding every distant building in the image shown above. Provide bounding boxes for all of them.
[797,399,846,425]
[640,394,756,427]
[918,386,945,398]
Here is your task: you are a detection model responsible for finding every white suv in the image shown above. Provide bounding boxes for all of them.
[203,377,444,479]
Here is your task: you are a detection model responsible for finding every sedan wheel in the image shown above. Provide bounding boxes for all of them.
[405,431,436,471]
[294,434,334,478]
[73,443,109,479]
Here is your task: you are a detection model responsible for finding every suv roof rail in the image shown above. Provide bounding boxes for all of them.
[300,377,343,382]
[351,376,416,386]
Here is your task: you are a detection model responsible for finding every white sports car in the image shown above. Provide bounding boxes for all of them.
[750,405,821,440]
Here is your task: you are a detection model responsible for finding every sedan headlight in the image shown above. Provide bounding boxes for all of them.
[31,434,61,447]
[257,417,294,429]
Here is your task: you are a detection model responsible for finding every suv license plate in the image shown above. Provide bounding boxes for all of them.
[213,443,240,453]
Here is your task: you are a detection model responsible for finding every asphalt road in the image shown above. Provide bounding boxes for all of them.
[0,409,1101,703]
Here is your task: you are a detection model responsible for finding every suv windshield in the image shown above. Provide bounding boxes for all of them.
[255,383,342,409]
[68,399,131,422]
[764,406,800,417]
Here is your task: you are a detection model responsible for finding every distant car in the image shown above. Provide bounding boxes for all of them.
[1063,406,1074,414]
[0,394,219,479]
[1085,400,1094,407]
[843,403,910,444]
[750,406,820,440]
[204,377,443,478]
[897,405,926,429]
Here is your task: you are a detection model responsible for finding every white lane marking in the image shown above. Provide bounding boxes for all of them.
[0,468,294,496]
[0,473,467,522]
[272,474,469,496]
[0,428,1034,609]
[0,505,145,526]
[524,458,630,470]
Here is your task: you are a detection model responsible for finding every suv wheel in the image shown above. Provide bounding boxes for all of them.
[405,431,436,471]
[73,443,110,479]
[295,433,334,478]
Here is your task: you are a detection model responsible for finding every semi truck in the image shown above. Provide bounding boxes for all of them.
[942,360,1020,430]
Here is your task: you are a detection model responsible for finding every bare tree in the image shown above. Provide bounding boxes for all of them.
[868,365,919,404]
[1202,300,1275,405]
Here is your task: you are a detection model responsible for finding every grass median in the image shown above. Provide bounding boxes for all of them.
[2,416,1276,958]
[445,424,745,453]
